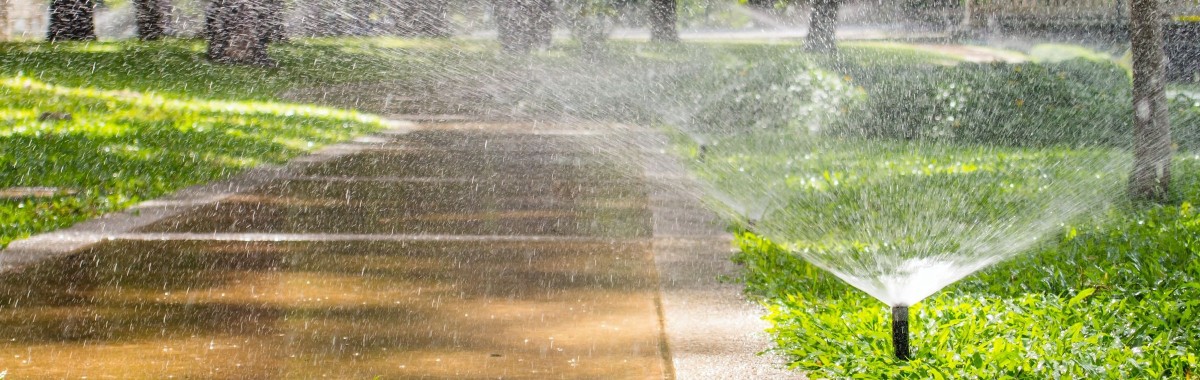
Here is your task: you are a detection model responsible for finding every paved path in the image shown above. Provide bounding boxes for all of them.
[0,122,795,379]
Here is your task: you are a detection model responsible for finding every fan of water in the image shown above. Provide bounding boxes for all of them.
[691,136,1128,308]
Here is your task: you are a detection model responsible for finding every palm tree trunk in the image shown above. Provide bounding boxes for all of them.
[135,0,167,40]
[261,0,286,43]
[0,0,11,41]
[48,0,96,41]
[649,0,678,43]
[412,0,450,37]
[494,0,552,54]
[207,0,273,65]
[805,0,840,53]
[746,0,773,10]
[1129,0,1173,202]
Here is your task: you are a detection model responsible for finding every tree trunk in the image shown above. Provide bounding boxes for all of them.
[494,0,552,54]
[746,0,773,10]
[649,0,678,43]
[1,0,10,41]
[412,0,450,37]
[495,0,525,53]
[806,0,840,53]
[207,0,273,65]
[1129,0,1173,202]
[135,0,167,40]
[531,0,553,49]
[961,0,973,28]
[48,0,96,42]
[261,0,286,43]
[346,0,374,36]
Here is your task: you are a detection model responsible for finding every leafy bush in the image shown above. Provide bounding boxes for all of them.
[828,54,1200,152]
[1170,94,1200,152]
[674,55,861,136]
[736,180,1200,378]
[833,59,1136,148]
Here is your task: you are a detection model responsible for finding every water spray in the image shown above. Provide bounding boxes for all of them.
[892,306,911,361]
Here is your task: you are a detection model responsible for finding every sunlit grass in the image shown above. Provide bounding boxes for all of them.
[0,40,415,100]
[1028,43,1119,64]
[839,41,969,66]
[0,59,388,247]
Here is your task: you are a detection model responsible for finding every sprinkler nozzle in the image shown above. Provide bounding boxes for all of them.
[697,144,708,162]
[892,306,911,361]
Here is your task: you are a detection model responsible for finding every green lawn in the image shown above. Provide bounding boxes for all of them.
[0,40,406,247]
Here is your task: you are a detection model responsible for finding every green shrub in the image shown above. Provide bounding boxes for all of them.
[828,55,1200,152]
[1169,94,1200,152]
[674,55,861,136]
[834,59,1135,148]
[738,196,1200,379]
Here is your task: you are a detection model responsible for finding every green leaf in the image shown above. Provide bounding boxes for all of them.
[1067,288,1096,308]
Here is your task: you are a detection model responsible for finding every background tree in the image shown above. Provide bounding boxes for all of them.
[206,0,274,65]
[564,0,614,55]
[0,0,10,41]
[262,0,286,43]
[1129,0,1172,202]
[649,0,679,42]
[494,0,553,54]
[745,0,842,52]
[399,0,450,37]
[134,0,168,40]
[806,0,840,53]
[745,0,774,10]
[48,0,96,41]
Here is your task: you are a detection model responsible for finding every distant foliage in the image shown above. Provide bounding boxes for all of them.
[677,56,861,136]
[1170,94,1200,152]
[562,0,618,53]
[834,59,1138,148]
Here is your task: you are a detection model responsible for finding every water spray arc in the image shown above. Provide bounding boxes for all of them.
[892,306,911,361]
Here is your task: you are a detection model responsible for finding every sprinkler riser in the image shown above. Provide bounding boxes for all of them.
[892,306,911,361]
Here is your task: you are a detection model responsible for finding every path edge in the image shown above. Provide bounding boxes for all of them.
[638,126,805,380]
[0,121,416,270]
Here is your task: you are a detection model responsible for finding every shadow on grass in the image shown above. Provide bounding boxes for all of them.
[0,75,386,247]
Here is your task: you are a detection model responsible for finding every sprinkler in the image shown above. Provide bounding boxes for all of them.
[892,306,911,361]
[697,144,708,162]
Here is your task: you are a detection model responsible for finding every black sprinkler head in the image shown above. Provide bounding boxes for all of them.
[892,306,911,361]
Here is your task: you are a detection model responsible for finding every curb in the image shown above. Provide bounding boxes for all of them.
[0,121,416,270]
[638,128,804,379]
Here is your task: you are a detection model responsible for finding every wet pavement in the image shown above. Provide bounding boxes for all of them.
[0,125,671,378]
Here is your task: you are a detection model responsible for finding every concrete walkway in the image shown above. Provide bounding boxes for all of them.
[0,121,795,379]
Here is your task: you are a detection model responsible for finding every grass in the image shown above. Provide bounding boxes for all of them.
[1,40,401,99]
[714,137,1200,377]
[0,40,401,247]
[674,43,1200,378]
